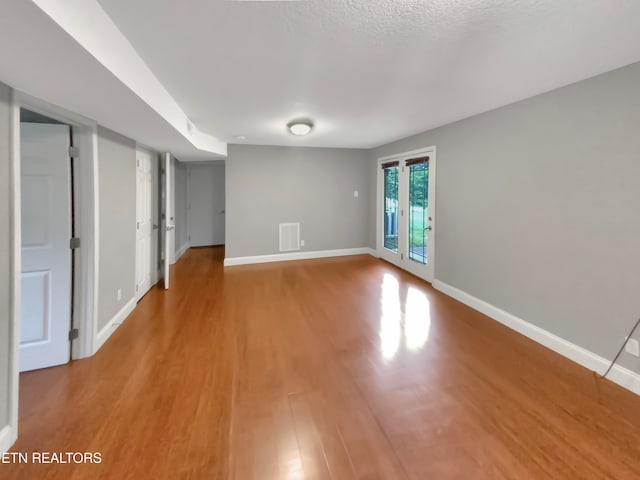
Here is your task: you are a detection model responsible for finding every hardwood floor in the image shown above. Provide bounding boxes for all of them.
[4,246,640,479]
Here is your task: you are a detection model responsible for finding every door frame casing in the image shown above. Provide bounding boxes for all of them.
[162,152,173,289]
[9,90,100,447]
[376,146,437,282]
[187,162,226,248]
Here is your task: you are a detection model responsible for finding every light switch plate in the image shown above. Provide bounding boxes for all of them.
[625,338,640,357]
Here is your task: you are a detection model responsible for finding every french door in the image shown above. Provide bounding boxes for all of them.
[378,147,436,282]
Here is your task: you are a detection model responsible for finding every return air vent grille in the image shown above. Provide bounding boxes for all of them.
[279,223,300,252]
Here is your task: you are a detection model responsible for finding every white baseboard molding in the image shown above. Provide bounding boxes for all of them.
[224,247,376,266]
[94,297,136,355]
[0,424,16,454]
[433,280,640,396]
[175,242,190,262]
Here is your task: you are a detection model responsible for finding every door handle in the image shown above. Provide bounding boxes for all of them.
[166,225,175,231]
[425,226,432,231]
[152,224,159,230]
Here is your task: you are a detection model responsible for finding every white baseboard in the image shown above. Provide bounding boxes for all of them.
[433,280,640,396]
[0,425,16,454]
[94,297,136,354]
[175,242,189,262]
[224,247,376,266]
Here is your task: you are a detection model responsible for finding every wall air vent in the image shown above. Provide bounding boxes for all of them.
[279,223,300,252]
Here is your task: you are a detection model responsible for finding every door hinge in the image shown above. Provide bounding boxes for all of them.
[401,253,404,260]
[68,146,79,158]
[69,328,79,341]
[70,237,81,249]
[136,284,139,292]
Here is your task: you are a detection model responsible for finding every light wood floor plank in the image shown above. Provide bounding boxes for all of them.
[3,246,640,479]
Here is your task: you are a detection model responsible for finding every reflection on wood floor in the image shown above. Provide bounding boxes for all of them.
[4,246,640,479]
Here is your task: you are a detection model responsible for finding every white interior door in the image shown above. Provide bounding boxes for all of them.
[161,152,174,289]
[136,148,154,299]
[150,153,160,284]
[188,164,225,246]
[20,123,72,371]
[377,147,436,282]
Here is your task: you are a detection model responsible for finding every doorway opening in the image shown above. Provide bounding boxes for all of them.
[158,157,227,287]
[8,92,99,448]
[19,110,75,371]
[186,162,226,249]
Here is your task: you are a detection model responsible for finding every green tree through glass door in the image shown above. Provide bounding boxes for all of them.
[383,166,399,251]
[408,161,428,263]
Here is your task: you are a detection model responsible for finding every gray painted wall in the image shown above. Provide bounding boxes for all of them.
[97,127,136,332]
[174,160,188,255]
[226,145,370,258]
[371,62,640,371]
[0,83,11,431]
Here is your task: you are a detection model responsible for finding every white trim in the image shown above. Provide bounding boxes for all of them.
[163,153,172,288]
[93,297,136,354]
[12,91,100,361]
[175,242,190,262]
[433,280,640,396]
[378,146,438,162]
[7,91,21,453]
[0,425,16,455]
[8,91,100,451]
[75,119,100,360]
[224,248,376,266]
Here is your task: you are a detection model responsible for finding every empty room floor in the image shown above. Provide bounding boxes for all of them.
[4,247,640,479]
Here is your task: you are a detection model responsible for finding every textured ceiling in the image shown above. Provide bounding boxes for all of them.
[96,0,640,148]
[0,0,224,161]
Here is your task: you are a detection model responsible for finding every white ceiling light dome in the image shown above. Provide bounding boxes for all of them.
[287,119,314,136]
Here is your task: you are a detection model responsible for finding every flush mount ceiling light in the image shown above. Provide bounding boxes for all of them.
[287,119,313,136]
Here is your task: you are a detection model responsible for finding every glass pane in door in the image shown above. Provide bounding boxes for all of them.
[408,162,429,263]
[383,166,399,251]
